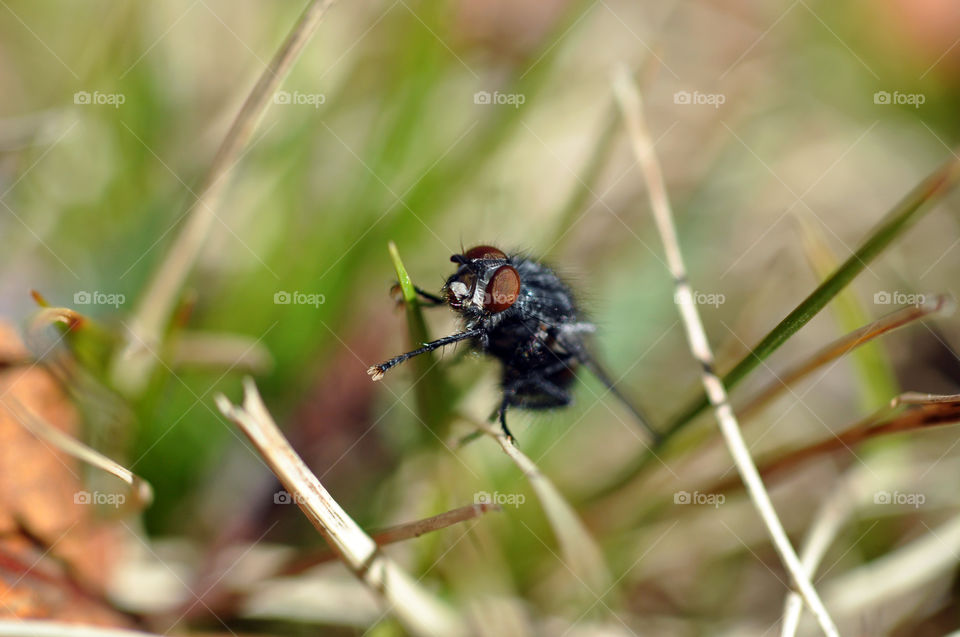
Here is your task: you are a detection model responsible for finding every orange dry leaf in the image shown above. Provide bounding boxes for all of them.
[0,321,130,627]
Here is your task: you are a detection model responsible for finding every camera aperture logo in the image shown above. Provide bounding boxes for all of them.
[74,290,125,308]
[473,91,525,109]
[873,290,930,307]
[674,490,725,508]
[274,90,326,108]
[274,490,309,505]
[474,490,525,508]
[274,290,325,308]
[874,490,925,509]
[74,490,126,508]
[673,90,725,109]
[675,289,725,308]
[873,90,925,108]
[73,91,125,108]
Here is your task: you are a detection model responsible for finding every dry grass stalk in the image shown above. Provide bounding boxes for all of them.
[612,66,839,637]
[0,620,164,637]
[738,295,952,420]
[710,392,960,494]
[470,417,612,593]
[113,0,339,395]
[4,397,153,511]
[216,377,466,637]
[280,502,502,574]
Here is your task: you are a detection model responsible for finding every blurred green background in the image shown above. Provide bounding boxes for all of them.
[4,0,960,633]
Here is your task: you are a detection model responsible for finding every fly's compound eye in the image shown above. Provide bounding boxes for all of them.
[484,265,521,313]
[462,245,507,261]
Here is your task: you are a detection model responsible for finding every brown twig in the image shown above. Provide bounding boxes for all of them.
[279,503,501,575]
[738,295,953,420]
[710,393,960,494]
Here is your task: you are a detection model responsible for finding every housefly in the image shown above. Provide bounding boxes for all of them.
[368,245,658,443]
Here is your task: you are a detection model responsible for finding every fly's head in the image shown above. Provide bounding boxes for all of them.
[443,245,521,322]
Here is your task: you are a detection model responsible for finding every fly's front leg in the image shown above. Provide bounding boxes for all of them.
[368,328,483,380]
[390,283,446,307]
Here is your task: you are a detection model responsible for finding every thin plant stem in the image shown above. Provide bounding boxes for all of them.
[613,67,839,637]
[113,0,339,395]
[216,378,466,637]
[662,151,960,439]
[468,415,612,593]
[738,294,952,420]
[280,502,501,574]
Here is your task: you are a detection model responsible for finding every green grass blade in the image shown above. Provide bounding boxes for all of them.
[388,241,419,308]
[546,103,620,252]
[663,153,960,438]
[797,214,898,409]
[388,241,451,434]
[589,152,960,499]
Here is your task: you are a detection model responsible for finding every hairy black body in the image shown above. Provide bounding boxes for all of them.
[369,245,657,442]
[472,257,584,415]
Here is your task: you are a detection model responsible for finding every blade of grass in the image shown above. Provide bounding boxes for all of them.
[781,465,870,637]
[592,141,960,500]
[0,621,165,637]
[632,297,951,515]
[389,241,423,322]
[3,396,153,512]
[546,50,670,254]
[215,377,466,637]
[589,296,950,510]
[711,392,960,494]
[822,511,960,619]
[664,152,960,438]
[545,102,621,252]
[280,502,502,574]
[170,331,274,374]
[387,241,452,432]
[614,67,839,637]
[466,414,612,594]
[737,294,952,420]
[796,212,898,409]
[111,0,339,396]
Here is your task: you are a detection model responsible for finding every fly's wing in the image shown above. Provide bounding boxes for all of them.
[557,327,660,442]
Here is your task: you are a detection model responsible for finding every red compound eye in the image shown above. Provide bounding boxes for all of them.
[463,245,507,261]
[484,265,521,313]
